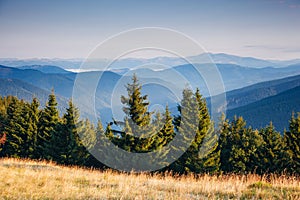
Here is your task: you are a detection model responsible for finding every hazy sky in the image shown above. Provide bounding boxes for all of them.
[0,0,300,60]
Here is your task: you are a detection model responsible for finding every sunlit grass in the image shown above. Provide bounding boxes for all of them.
[0,158,299,199]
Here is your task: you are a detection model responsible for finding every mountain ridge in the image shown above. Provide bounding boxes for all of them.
[227,85,300,132]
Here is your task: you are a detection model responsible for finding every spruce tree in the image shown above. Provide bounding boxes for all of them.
[148,106,176,169]
[257,122,285,173]
[80,119,96,151]
[2,97,26,157]
[48,100,90,165]
[170,88,198,173]
[284,112,300,174]
[170,88,215,173]
[153,106,175,149]
[117,74,153,152]
[88,119,107,168]
[28,98,40,158]
[219,116,263,173]
[218,114,231,172]
[20,98,40,158]
[46,120,67,163]
[37,91,60,159]
[195,88,219,173]
[97,74,177,171]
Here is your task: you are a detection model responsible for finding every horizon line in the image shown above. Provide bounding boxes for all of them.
[0,52,300,62]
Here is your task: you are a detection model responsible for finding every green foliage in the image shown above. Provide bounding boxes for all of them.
[284,112,300,174]
[111,74,156,152]
[2,97,26,157]
[23,98,40,158]
[121,74,151,130]
[151,106,175,150]
[169,88,217,174]
[47,100,92,166]
[36,91,60,159]
[257,122,286,173]
[219,116,263,173]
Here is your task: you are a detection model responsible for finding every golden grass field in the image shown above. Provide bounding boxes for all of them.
[0,158,299,199]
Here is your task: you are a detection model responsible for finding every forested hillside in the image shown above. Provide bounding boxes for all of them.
[1,75,299,174]
[227,86,300,132]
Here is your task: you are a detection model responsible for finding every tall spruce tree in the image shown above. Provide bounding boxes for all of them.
[2,97,25,157]
[169,88,216,173]
[118,74,153,152]
[284,112,300,174]
[20,98,40,158]
[37,91,60,159]
[97,74,177,171]
[170,88,199,173]
[121,74,152,138]
[195,88,219,173]
[47,100,90,165]
[257,122,285,173]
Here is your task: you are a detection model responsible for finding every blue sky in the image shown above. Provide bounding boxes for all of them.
[0,0,300,59]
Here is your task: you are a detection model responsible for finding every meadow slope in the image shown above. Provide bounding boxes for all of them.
[0,158,299,199]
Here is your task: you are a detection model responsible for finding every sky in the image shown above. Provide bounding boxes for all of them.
[0,0,300,60]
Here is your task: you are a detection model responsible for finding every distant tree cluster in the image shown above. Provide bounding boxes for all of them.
[0,75,299,175]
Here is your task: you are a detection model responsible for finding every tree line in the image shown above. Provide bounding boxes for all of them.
[0,74,299,175]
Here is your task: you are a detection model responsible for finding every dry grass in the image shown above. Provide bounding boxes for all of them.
[0,158,299,199]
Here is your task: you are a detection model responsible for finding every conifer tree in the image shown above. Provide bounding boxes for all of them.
[29,98,40,158]
[153,106,175,149]
[94,120,126,169]
[170,88,215,173]
[148,106,176,169]
[20,98,40,158]
[48,100,90,165]
[80,119,97,151]
[97,74,177,171]
[118,74,153,152]
[2,97,26,157]
[170,88,198,173]
[219,116,263,173]
[88,119,107,168]
[195,88,220,173]
[36,91,60,159]
[257,122,285,173]
[284,112,300,174]
[218,114,231,172]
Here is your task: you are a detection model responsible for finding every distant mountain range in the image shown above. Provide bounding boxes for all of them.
[1,53,300,71]
[18,65,70,74]
[0,53,300,132]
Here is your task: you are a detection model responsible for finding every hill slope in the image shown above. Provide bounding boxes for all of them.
[0,158,298,199]
[227,86,300,132]
[223,74,300,110]
[0,78,68,111]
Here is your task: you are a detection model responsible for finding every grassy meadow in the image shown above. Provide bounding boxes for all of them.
[0,158,299,199]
